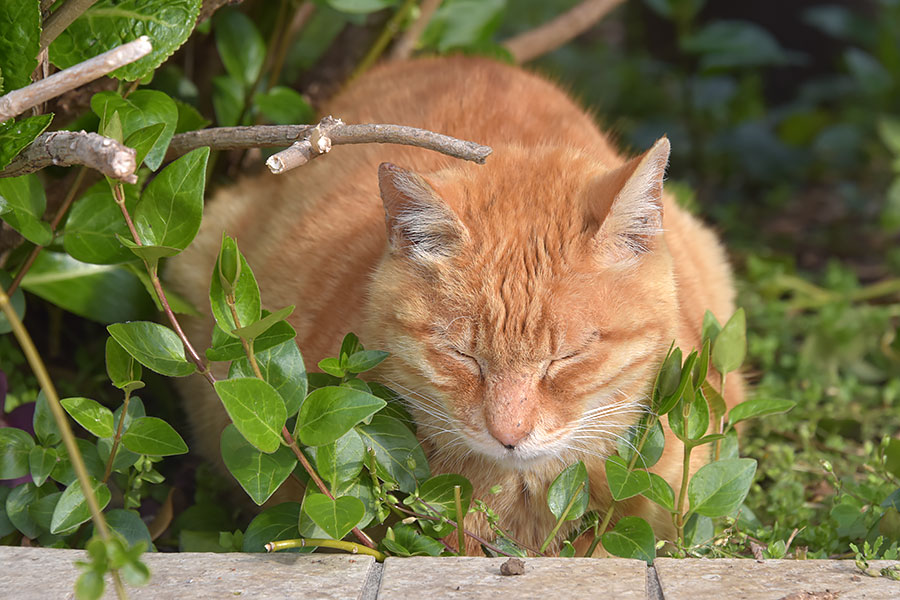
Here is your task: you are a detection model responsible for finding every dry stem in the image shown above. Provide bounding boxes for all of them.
[40,0,100,50]
[0,36,152,122]
[389,0,443,61]
[0,131,137,182]
[502,0,624,64]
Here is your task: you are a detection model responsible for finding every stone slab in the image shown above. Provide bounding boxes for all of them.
[377,557,648,599]
[654,558,900,600]
[0,545,376,599]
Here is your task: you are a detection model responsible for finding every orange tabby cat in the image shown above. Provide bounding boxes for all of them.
[166,56,743,554]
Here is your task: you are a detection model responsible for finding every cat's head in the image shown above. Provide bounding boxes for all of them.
[365,138,677,470]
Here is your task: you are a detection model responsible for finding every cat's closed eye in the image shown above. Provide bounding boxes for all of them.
[448,346,482,376]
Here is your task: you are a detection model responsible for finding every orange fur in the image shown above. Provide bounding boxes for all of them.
[166,56,743,554]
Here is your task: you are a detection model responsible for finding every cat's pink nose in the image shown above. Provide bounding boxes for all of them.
[489,425,531,450]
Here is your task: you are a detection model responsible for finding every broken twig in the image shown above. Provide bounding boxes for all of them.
[0,131,137,182]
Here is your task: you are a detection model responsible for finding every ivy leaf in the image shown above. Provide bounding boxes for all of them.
[0,115,53,169]
[418,473,474,519]
[295,386,386,447]
[345,350,389,374]
[302,493,365,540]
[601,516,656,564]
[616,419,665,469]
[49,0,202,81]
[106,336,143,390]
[0,174,52,245]
[60,397,115,438]
[253,86,314,124]
[121,416,188,456]
[135,147,209,250]
[63,180,138,265]
[668,390,709,442]
[21,253,155,323]
[6,482,52,538]
[126,122,167,168]
[220,424,296,505]
[206,317,296,361]
[357,414,430,493]
[107,321,195,376]
[50,478,111,534]
[381,523,444,557]
[105,509,153,551]
[688,458,757,518]
[28,446,58,487]
[316,428,365,489]
[33,392,61,447]
[547,461,589,521]
[214,378,286,453]
[90,90,179,170]
[605,455,651,501]
[0,0,40,91]
[214,9,266,89]
[229,340,307,417]
[712,308,746,375]
[0,427,35,479]
[242,502,301,552]
[641,472,676,512]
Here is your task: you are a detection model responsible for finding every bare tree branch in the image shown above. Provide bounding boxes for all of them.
[502,0,625,64]
[40,0,99,50]
[390,0,443,61]
[166,117,492,174]
[198,0,244,23]
[0,37,153,123]
[0,131,137,183]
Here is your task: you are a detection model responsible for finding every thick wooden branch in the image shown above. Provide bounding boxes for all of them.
[166,117,492,174]
[502,0,625,64]
[0,36,152,122]
[0,131,137,182]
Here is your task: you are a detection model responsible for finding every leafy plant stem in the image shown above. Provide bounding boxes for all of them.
[8,167,88,295]
[675,442,694,546]
[103,388,132,483]
[714,372,725,461]
[585,502,616,557]
[226,295,263,378]
[279,426,376,548]
[454,484,466,556]
[350,0,418,81]
[0,283,127,599]
[539,481,585,553]
[266,538,386,561]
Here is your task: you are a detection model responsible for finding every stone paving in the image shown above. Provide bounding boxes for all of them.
[1,546,898,599]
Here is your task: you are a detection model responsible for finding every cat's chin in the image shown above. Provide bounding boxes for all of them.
[462,434,574,470]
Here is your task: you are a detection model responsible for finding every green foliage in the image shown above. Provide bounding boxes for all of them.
[0,115,53,170]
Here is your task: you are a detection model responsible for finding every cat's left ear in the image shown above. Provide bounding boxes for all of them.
[584,137,670,266]
[378,162,469,262]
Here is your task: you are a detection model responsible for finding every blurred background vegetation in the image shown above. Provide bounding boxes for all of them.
[2,0,899,558]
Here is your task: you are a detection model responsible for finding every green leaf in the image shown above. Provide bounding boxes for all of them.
[0,114,53,169]
[49,0,202,81]
[6,482,52,538]
[381,522,444,556]
[76,568,105,600]
[346,350,390,374]
[209,250,261,338]
[302,493,365,540]
[0,0,40,91]
[33,392,61,447]
[50,478,111,534]
[692,338,711,389]
[230,340,307,417]
[63,180,138,265]
[601,516,655,564]
[0,173,52,245]
[547,461,589,521]
[657,351,697,416]
[91,90,179,170]
[117,236,181,267]
[701,380,727,427]
[296,386,386,447]
[206,317,296,361]
[642,472,676,511]
[727,398,796,426]
[60,397,115,438]
[316,428,366,489]
[357,414,430,493]
[220,424,296,505]
[174,99,210,133]
[21,253,155,323]
[605,455,651,501]
[701,310,721,346]
[125,122,167,168]
[683,513,714,546]
[418,473,474,519]
[97,397,145,473]
[0,270,25,335]
[655,347,682,401]
[214,9,266,88]
[422,0,505,52]
[107,321,195,377]
[253,86,314,124]
[682,20,797,71]
[242,502,302,552]
[50,438,105,485]
[318,357,345,378]
[339,333,364,363]
[617,419,665,469]
[211,75,243,126]
[106,336,143,390]
[885,439,900,480]
[326,0,398,13]
[233,305,294,340]
[711,308,746,375]
[668,390,709,441]
[121,416,188,456]
[0,488,15,537]
[688,458,757,518]
[135,147,209,249]
[0,427,35,479]
[214,378,286,453]
[105,509,153,551]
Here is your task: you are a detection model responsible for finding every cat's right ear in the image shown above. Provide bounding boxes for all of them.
[378,163,468,262]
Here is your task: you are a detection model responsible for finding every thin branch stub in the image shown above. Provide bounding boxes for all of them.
[1,131,137,182]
